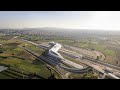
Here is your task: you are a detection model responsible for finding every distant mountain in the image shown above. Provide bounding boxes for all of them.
[1,27,120,36]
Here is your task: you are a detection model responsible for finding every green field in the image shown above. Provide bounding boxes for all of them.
[0,35,119,79]
[0,72,13,79]
[103,49,115,56]
[18,42,44,55]
[69,70,98,79]
[0,57,51,78]
[0,37,52,79]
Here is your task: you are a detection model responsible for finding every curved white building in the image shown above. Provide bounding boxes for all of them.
[48,42,64,60]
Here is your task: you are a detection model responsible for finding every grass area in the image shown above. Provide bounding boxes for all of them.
[72,42,116,57]
[69,73,85,79]
[91,45,116,56]
[20,35,44,41]
[104,49,115,56]
[0,40,8,44]
[0,38,53,79]
[50,69,61,79]
[78,44,88,48]
[0,73,13,79]
[92,44,105,51]
[26,44,44,54]
[19,42,44,55]
[0,35,118,78]
[0,57,22,66]
[0,57,51,78]
[69,71,98,79]
[0,38,44,61]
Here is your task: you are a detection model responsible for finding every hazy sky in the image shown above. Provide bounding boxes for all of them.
[0,11,120,30]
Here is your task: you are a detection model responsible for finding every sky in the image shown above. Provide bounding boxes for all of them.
[0,11,120,30]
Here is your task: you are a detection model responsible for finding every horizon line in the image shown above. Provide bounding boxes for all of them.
[0,27,120,31]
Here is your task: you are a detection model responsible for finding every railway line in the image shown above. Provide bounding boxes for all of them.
[38,43,120,78]
[39,43,120,71]
[19,39,120,79]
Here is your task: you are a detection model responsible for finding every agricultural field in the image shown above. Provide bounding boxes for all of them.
[0,71,14,79]
[0,35,52,79]
[1,34,120,79]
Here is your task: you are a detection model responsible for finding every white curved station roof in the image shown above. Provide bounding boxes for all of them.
[50,43,62,52]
